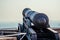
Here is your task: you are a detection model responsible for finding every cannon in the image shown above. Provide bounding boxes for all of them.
[19,8,59,40]
[22,8,49,29]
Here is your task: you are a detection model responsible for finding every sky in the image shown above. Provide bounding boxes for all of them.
[0,0,60,22]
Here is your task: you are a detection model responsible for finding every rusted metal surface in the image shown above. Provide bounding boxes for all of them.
[0,37,17,40]
[53,28,60,39]
[53,28,60,33]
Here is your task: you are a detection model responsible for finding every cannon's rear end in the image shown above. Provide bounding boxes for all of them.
[20,8,60,40]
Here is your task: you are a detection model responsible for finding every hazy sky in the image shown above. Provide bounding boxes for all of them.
[0,0,60,22]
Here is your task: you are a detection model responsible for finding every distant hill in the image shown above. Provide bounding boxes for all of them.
[0,22,18,30]
[49,20,60,29]
[0,21,60,30]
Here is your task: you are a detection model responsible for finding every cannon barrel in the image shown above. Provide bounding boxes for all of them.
[22,8,49,29]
